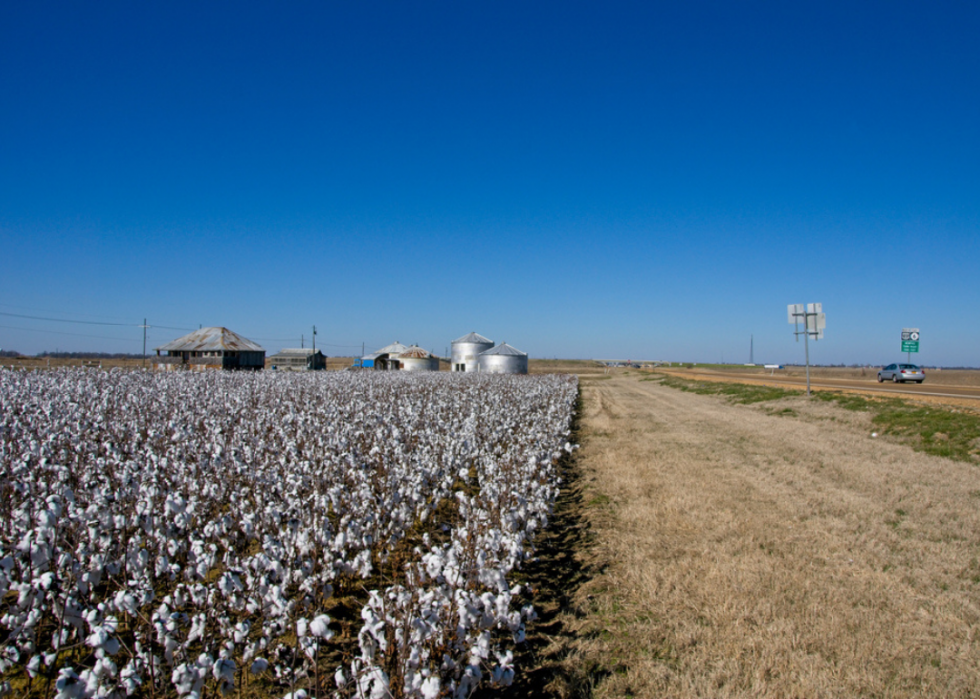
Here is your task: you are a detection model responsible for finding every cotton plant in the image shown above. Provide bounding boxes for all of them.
[0,367,576,697]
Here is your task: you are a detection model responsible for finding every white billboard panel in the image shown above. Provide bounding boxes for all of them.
[806,313,826,331]
[787,303,804,323]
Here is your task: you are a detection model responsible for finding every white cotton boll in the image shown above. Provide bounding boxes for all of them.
[54,667,83,699]
[334,667,347,688]
[172,663,200,697]
[296,618,308,638]
[250,658,269,674]
[212,658,235,682]
[420,675,440,699]
[114,591,138,616]
[282,691,308,699]
[93,657,117,679]
[26,654,42,678]
[309,614,332,639]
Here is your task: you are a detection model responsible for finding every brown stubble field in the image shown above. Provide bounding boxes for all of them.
[553,373,980,698]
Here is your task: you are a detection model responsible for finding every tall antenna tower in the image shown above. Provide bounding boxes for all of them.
[750,335,754,364]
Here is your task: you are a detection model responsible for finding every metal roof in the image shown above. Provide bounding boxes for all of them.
[269,348,322,358]
[371,341,409,356]
[479,342,527,357]
[155,327,265,353]
[453,332,493,345]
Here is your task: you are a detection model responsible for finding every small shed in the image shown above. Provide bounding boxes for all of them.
[153,327,265,371]
[268,348,327,371]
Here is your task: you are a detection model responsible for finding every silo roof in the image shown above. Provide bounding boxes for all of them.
[400,345,434,359]
[453,332,493,345]
[479,342,527,357]
[155,327,264,353]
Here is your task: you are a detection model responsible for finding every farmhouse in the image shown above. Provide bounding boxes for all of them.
[153,327,265,371]
[268,348,326,371]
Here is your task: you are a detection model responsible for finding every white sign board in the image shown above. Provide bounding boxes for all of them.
[787,304,804,323]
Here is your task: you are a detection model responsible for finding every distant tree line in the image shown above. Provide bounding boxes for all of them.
[29,351,146,359]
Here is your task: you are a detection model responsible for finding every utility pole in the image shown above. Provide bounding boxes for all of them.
[312,325,317,354]
[141,318,149,369]
[301,334,304,349]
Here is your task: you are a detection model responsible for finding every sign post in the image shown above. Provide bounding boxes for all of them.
[788,302,826,396]
[901,328,920,363]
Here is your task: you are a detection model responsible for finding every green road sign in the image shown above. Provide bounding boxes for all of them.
[902,340,919,353]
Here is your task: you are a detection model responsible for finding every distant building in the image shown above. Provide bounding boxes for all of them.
[399,345,439,371]
[451,332,493,372]
[356,341,408,370]
[153,327,265,371]
[268,348,326,371]
[477,342,529,374]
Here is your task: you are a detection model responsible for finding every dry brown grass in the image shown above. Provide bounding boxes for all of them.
[559,375,980,698]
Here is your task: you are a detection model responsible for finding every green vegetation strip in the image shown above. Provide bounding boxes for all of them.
[655,375,980,463]
[658,375,797,404]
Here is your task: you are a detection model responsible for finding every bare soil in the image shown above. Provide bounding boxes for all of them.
[537,374,980,698]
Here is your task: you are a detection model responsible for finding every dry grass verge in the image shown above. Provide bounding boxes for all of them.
[563,375,980,698]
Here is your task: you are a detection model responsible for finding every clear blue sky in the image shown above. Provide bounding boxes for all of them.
[2,2,978,365]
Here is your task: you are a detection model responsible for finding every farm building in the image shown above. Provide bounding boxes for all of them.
[478,342,529,374]
[358,341,409,370]
[399,345,439,371]
[268,348,326,371]
[451,332,494,372]
[153,327,265,371]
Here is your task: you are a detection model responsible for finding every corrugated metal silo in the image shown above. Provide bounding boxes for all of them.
[399,345,440,371]
[477,342,528,374]
[451,332,493,372]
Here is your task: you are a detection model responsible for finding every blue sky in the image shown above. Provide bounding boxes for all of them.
[2,2,978,365]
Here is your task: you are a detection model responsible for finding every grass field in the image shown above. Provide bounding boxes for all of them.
[527,373,980,698]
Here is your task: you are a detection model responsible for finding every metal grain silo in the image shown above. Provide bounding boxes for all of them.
[451,332,493,372]
[477,342,528,374]
[399,345,440,371]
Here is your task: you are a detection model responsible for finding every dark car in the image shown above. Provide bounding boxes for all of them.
[877,363,925,383]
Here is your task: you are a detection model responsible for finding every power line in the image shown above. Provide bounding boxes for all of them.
[0,324,142,342]
[0,302,137,325]
[0,311,137,327]
[0,309,372,351]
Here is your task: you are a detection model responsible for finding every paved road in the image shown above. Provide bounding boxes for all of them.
[662,368,980,402]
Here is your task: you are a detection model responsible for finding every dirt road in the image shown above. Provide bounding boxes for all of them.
[565,374,980,698]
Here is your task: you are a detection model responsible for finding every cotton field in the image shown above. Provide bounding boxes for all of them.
[0,368,578,699]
